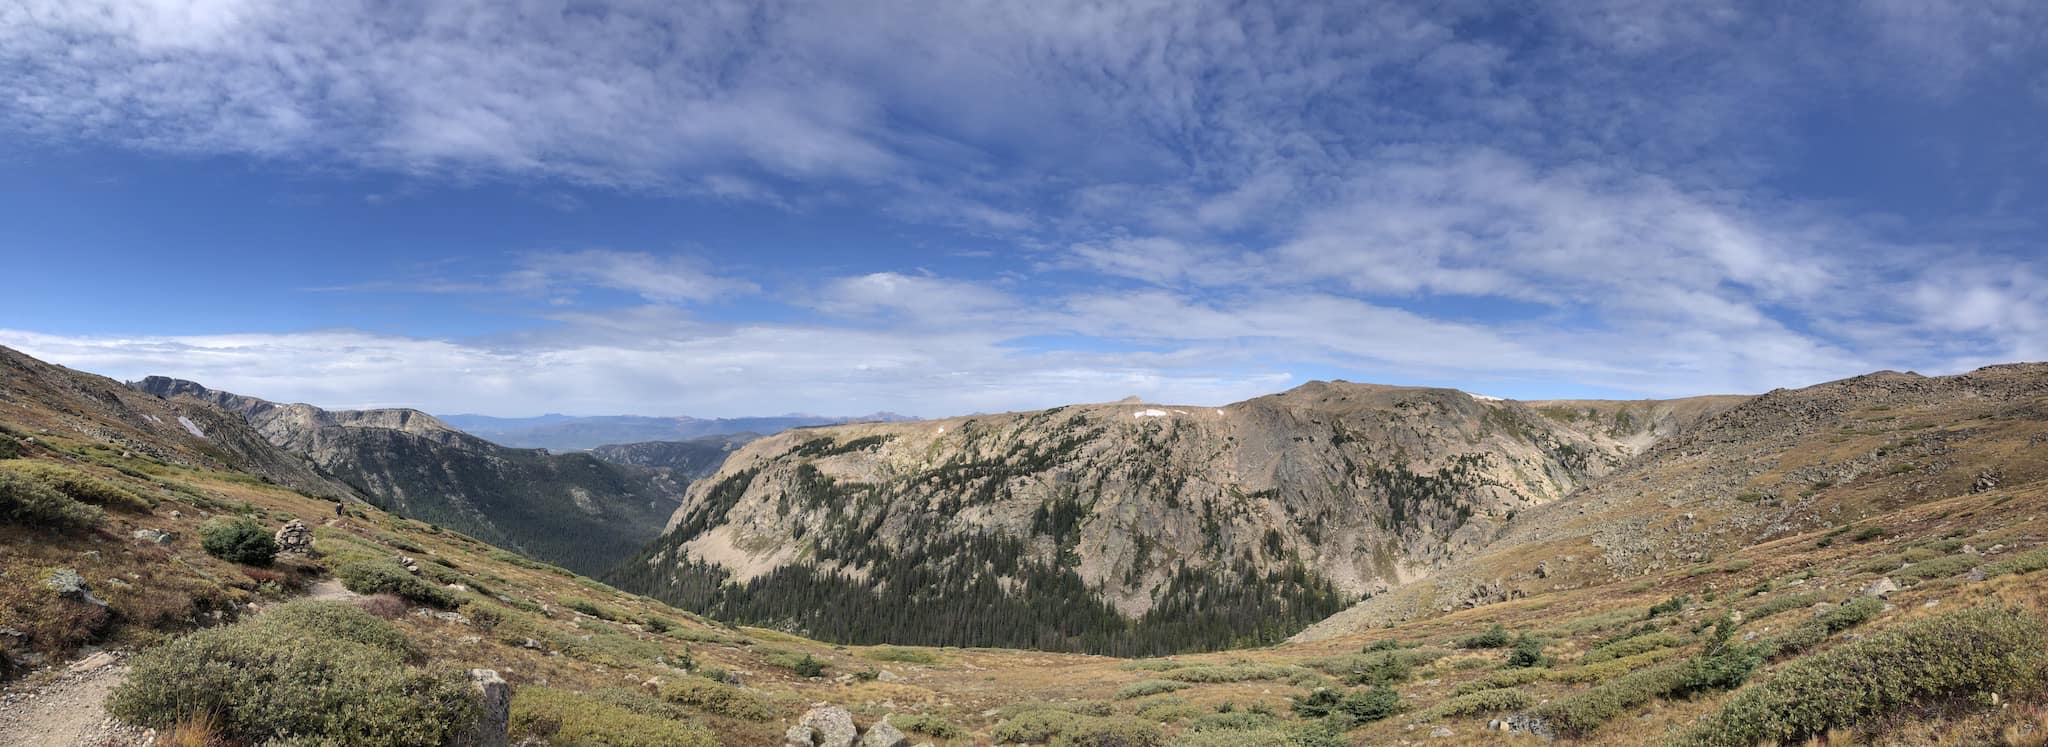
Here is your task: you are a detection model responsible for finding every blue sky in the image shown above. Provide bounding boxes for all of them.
[1,1,2043,418]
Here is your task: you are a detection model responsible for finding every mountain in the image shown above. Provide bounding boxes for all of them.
[588,434,757,481]
[131,377,687,575]
[608,382,1742,655]
[1298,363,2048,639]
[0,347,359,500]
[438,413,914,451]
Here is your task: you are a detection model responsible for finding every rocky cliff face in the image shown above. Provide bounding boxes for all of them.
[612,381,1735,654]
[1295,364,2048,639]
[131,377,686,575]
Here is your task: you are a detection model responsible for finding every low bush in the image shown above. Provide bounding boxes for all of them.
[0,462,150,512]
[1745,592,1823,622]
[992,709,1084,743]
[1052,715,1165,747]
[0,468,103,529]
[510,687,715,747]
[106,601,475,746]
[1981,546,2048,579]
[200,517,279,566]
[1674,606,2048,747]
[459,601,507,632]
[1457,623,1511,649]
[334,559,457,608]
[1453,667,1546,695]
[1417,687,1531,721]
[1165,663,1301,683]
[1116,679,1189,699]
[658,676,778,721]
[1646,595,1689,618]
[996,700,1115,719]
[891,713,964,739]
[1893,554,1978,583]
[1531,661,1690,737]
[865,645,945,664]
[564,598,617,621]
[1187,710,1278,732]
[1580,632,1683,664]
[1504,634,1549,668]
[1292,685,1400,725]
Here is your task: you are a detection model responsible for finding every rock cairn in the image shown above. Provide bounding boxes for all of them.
[273,519,312,555]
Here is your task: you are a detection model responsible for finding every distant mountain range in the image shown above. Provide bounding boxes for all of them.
[130,377,689,576]
[438,412,916,451]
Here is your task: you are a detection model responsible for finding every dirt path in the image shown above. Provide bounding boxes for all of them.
[0,578,362,746]
[306,578,361,602]
[0,652,153,747]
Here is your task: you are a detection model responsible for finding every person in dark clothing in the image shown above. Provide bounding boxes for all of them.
[335,501,345,519]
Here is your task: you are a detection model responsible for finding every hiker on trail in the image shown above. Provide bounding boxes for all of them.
[335,502,345,519]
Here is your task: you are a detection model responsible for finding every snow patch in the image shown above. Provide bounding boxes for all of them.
[141,414,161,424]
[176,416,207,439]
[1469,393,1505,402]
[1133,409,1170,418]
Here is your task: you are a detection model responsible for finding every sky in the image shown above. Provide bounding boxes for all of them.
[1,1,2044,418]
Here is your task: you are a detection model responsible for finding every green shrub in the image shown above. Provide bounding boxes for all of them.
[565,598,617,621]
[1334,684,1401,724]
[1303,647,1444,685]
[1852,526,1887,542]
[1132,697,1202,722]
[201,517,279,566]
[1175,728,1295,747]
[1504,634,1549,668]
[1188,710,1278,731]
[1893,555,1978,583]
[992,709,1085,743]
[459,601,507,632]
[106,601,475,746]
[996,700,1115,719]
[1117,658,1185,672]
[334,559,457,608]
[0,468,103,529]
[1745,592,1822,622]
[864,645,944,664]
[510,687,715,747]
[891,713,964,739]
[1165,663,1300,683]
[1417,687,1530,721]
[1457,623,1511,649]
[1051,715,1165,747]
[1667,616,1761,698]
[1581,632,1683,664]
[1981,546,2048,579]
[1673,606,2048,747]
[1531,661,1690,737]
[1116,679,1189,699]
[1452,667,1545,695]
[0,462,150,512]
[658,676,778,721]
[1858,554,1907,574]
[1646,595,1689,618]
[1816,596,1884,634]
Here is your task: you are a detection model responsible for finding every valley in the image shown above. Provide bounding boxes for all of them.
[2,345,2045,746]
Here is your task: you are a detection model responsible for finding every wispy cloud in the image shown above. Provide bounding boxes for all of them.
[2,2,2044,414]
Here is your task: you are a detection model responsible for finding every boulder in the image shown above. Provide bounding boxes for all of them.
[131,528,173,545]
[46,568,106,607]
[455,669,511,747]
[1864,577,1899,597]
[785,724,817,747]
[798,705,858,747]
[861,719,908,747]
